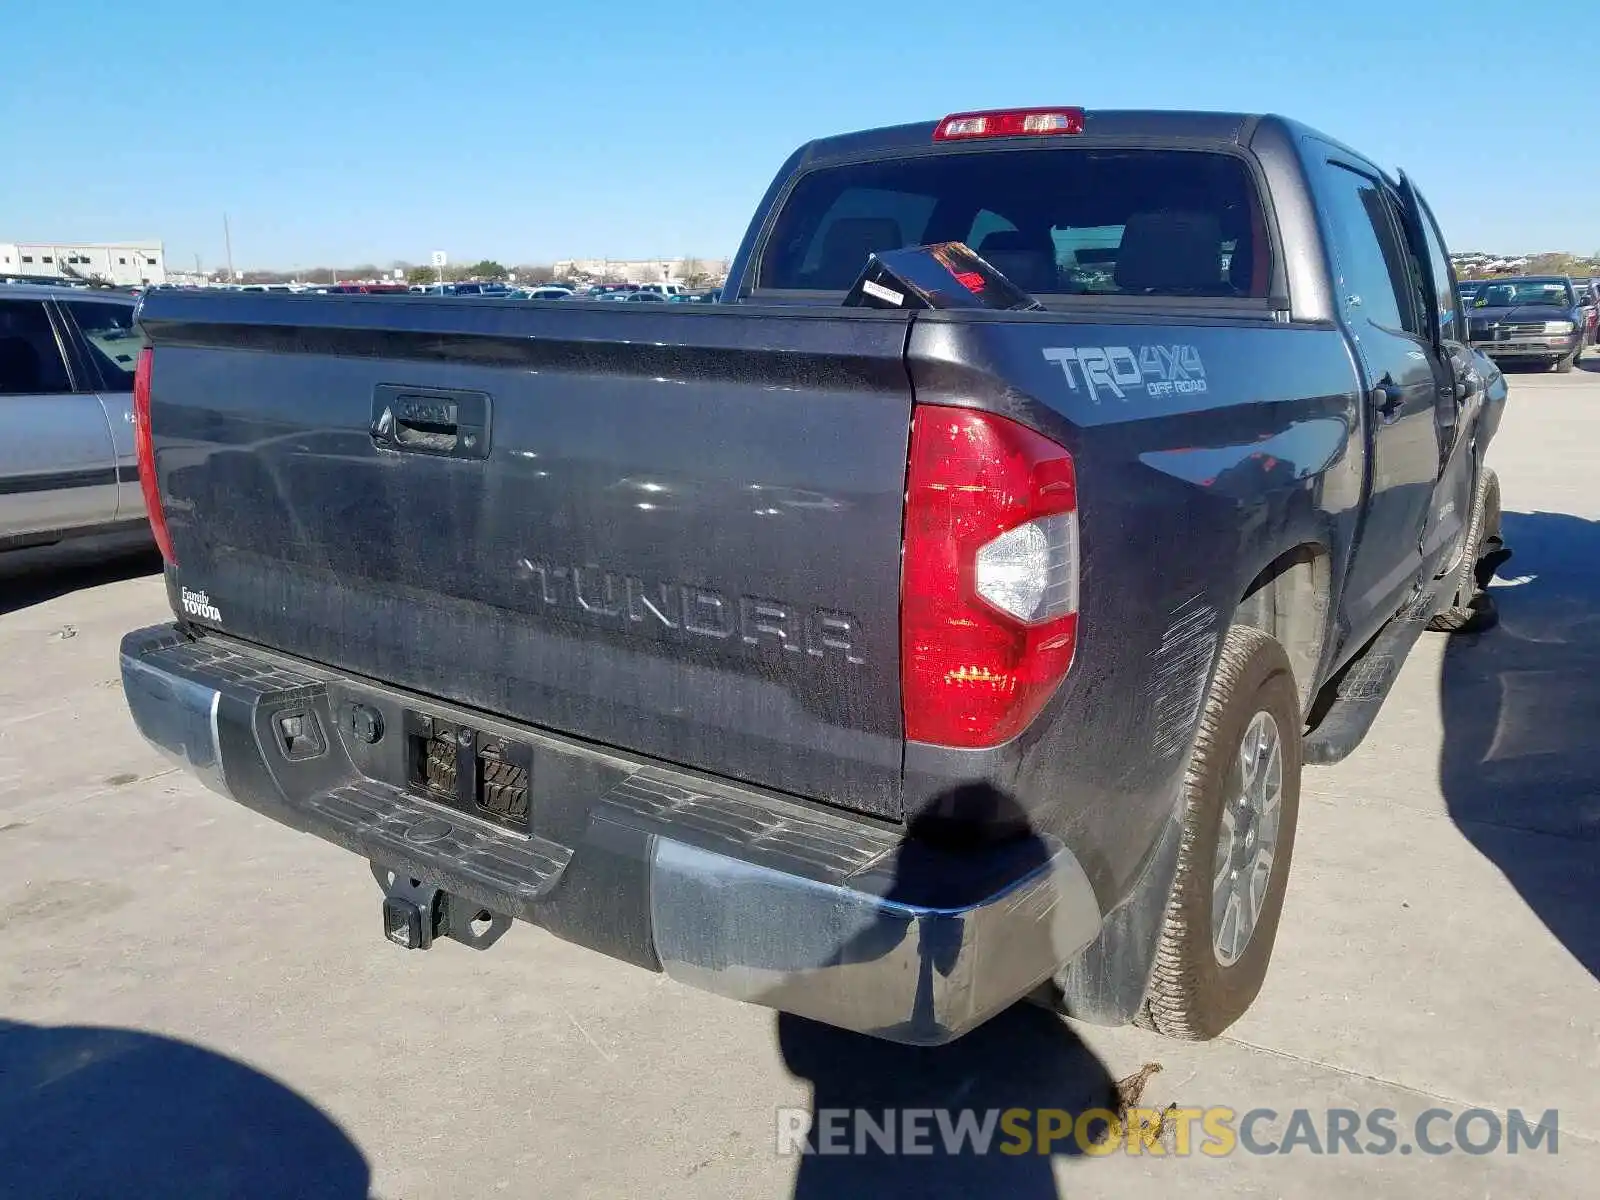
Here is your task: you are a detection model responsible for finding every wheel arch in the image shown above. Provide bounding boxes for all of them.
[1234,543,1332,715]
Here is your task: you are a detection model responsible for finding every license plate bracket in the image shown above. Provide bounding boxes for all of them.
[403,711,532,834]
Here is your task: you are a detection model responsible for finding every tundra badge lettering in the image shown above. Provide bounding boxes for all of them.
[515,560,865,664]
[180,588,223,622]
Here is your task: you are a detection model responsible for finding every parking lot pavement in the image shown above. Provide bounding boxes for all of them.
[3,366,1598,1200]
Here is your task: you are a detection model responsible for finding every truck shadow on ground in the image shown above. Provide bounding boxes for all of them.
[778,1007,1117,1199]
[0,545,161,617]
[0,1018,370,1199]
[1439,510,1600,980]
[770,807,1120,1199]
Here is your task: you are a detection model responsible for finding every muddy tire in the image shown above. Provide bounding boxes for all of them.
[1137,626,1302,1041]
[1429,469,1501,634]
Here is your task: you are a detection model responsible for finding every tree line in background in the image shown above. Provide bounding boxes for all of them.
[1455,251,1600,280]
[229,258,724,287]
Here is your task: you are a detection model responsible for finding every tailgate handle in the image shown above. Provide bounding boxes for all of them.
[371,385,491,460]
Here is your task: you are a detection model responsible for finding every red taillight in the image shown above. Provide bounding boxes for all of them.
[901,406,1079,748]
[933,108,1086,142]
[133,346,177,565]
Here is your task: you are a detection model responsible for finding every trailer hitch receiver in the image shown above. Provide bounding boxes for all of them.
[371,863,512,951]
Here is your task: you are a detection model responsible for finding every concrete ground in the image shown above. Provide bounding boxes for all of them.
[2,363,1597,1199]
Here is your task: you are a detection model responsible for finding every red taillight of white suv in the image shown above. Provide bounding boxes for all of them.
[133,346,177,564]
[901,405,1079,748]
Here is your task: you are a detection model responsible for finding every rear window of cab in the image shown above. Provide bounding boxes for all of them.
[756,147,1271,301]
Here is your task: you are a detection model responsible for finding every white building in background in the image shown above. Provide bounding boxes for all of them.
[0,240,167,286]
[553,257,726,284]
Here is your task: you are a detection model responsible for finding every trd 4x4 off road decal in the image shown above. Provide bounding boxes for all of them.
[1042,345,1208,402]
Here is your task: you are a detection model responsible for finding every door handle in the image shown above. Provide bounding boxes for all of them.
[1370,382,1404,423]
[370,385,491,459]
[390,409,460,452]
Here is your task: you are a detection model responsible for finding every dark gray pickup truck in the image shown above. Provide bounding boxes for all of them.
[120,107,1507,1046]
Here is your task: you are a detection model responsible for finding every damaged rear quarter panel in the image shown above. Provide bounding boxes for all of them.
[905,312,1361,906]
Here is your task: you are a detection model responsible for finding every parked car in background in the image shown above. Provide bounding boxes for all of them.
[315,284,411,295]
[1467,276,1589,371]
[0,284,152,555]
[624,290,669,302]
[524,286,574,301]
[1455,280,1483,308]
[423,282,511,297]
[414,282,503,297]
[636,282,686,298]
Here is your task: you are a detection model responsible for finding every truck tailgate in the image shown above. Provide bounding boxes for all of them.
[139,296,914,817]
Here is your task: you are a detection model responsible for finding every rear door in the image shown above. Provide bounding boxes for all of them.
[1311,155,1448,649]
[59,297,144,521]
[0,297,118,540]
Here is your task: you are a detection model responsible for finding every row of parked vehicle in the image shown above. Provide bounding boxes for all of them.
[425,282,724,303]
[1458,274,1599,372]
[229,280,725,303]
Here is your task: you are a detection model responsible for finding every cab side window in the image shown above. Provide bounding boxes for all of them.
[1412,191,1461,343]
[1377,185,1431,340]
[0,299,73,395]
[1317,163,1413,333]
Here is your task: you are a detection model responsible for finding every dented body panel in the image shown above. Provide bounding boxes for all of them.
[135,296,1377,910]
[900,312,1368,903]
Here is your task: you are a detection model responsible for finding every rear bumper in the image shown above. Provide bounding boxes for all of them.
[120,624,1102,1045]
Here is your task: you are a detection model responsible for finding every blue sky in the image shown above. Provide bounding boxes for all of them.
[2,0,1593,270]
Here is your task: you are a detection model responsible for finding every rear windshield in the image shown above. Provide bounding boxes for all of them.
[757,147,1271,300]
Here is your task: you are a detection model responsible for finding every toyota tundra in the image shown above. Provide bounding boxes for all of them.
[118,107,1507,1045]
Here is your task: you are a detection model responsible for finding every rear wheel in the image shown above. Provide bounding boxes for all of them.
[1137,626,1302,1041]
[1429,469,1501,634]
